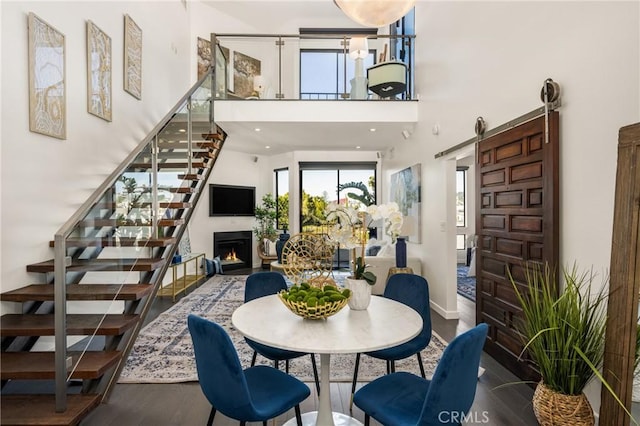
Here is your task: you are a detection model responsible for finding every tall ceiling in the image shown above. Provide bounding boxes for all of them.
[200,0,417,155]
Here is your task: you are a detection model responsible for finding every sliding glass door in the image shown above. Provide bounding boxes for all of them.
[299,162,376,269]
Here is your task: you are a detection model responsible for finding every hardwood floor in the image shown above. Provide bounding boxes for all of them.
[81,271,538,425]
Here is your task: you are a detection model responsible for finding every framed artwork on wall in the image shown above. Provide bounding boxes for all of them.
[233,50,261,98]
[197,37,211,82]
[86,20,112,121]
[123,14,142,99]
[390,163,422,242]
[28,12,66,139]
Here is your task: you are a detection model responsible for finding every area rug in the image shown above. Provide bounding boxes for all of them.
[457,264,476,302]
[119,274,447,384]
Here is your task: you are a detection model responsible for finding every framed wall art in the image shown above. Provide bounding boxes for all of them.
[123,14,142,99]
[390,163,422,242]
[233,50,261,98]
[28,12,66,139]
[86,20,112,121]
[197,37,211,81]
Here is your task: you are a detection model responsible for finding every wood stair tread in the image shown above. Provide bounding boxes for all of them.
[127,160,208,170]
[1,284,153,302]
[93,201,191,209]
[77,218,185,227]
[1,351,121,380]
[49,237,176,248]
[176,173,203,180]
[201,132,224,141]
[167,187,195,194]
[1,394,101,426]
[137,202,192,208]
[157,141,220,149]
[0,314,139,336]
[26,258,165,273]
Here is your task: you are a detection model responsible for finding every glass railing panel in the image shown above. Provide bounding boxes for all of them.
[53,70,217,407]
[214,33,416,100]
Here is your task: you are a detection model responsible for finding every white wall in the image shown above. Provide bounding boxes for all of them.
[384,0,639,411]
[382,0,639,316]
[1,1,191,310]
[188,149,263,265]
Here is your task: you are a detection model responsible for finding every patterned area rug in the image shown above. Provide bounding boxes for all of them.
[457,265,476,302]
[119,274,447,384]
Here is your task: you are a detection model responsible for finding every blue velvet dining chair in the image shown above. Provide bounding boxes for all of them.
[244,271,321,395]
[350,273,432,409]
[353,323,489,426]
[187,314,310,426]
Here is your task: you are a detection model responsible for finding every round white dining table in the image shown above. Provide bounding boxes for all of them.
[231,294,423,426]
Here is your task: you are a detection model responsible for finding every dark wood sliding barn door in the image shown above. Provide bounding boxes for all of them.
[475,112,559,382]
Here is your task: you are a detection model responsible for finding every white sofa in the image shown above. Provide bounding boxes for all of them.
[364,256,422,295]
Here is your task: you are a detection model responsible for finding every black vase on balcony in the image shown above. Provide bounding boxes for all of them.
[276,231,290,264]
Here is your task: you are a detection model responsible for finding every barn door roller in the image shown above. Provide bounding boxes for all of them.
[541,78,561,144]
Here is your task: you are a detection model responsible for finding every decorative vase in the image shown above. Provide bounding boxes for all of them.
[345,278,371,310]
[532,382,595,426]
[395,237,407,268]
[275,232,290,264]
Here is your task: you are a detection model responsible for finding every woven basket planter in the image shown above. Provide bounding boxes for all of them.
[532,382,595,426]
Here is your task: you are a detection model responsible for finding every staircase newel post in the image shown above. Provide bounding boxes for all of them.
[187,96,193,174]
[152,135,159,239]
[54,233,68,412]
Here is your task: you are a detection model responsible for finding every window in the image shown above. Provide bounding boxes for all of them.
[298,162,376,233]
[299,162,376,270]
[300,50,375,99]
[456,168,467,228]
[275,168,289,231]
[456,168,468,250]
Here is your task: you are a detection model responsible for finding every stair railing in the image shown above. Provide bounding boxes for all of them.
[51,59,222,411]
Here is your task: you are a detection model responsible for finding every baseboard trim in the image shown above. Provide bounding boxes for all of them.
[430,301,460,319]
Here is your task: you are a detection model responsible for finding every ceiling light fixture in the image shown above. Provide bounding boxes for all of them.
[370,128,376,132]
[254,128,261,132]
[265,145,271,149]
[334,0,415,28]
[356,146,361,149]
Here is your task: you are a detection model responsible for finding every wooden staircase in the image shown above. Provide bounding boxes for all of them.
[0,122,227,425]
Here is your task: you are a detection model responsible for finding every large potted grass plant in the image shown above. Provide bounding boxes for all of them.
[510,262,608,426]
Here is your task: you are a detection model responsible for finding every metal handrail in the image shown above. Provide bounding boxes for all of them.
[212,32,416,101]
[52,69,215,411]
[52,69,214,243]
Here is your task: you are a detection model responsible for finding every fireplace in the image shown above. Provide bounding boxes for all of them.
[213,231,253,271]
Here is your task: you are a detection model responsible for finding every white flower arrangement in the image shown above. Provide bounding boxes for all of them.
[325,202,404,283]
[325,202,403,247]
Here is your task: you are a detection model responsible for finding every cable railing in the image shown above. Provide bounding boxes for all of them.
[210,33,416,101]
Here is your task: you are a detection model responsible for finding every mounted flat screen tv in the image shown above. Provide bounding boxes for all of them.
[209,184,256,216]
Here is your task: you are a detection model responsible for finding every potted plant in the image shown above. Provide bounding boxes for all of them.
[325,201,402,310]
[253,193,277,241]
[253,194,278,267]
[509,262,608,425]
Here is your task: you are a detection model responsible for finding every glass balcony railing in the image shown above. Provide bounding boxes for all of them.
[209,33,416,101]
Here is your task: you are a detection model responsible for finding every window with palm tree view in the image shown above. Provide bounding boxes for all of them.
[300,164,376,231]
[299,162,377,268]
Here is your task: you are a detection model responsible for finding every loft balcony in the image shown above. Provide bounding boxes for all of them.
[205,33,419,153]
